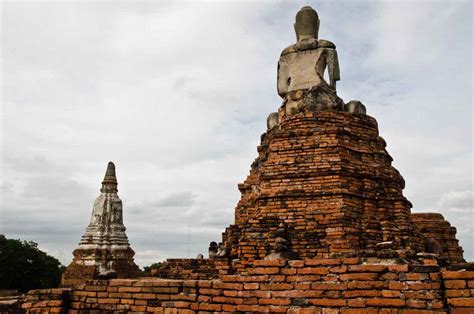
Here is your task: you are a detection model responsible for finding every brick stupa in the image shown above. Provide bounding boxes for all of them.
[61,162,140,286]
[214,6,464,266]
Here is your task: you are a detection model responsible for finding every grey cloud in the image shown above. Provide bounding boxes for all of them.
[438,191,473,212]
[155,192,197,208]
[0,182,13,192]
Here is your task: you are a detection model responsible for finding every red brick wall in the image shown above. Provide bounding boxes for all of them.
[442,268,474,312]
[21,258,474,313]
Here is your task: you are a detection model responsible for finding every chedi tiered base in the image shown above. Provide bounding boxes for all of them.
[61,162,139,287]
[220,110,426,263]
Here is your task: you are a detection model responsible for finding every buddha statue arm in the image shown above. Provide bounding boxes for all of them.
[327,48,340,90]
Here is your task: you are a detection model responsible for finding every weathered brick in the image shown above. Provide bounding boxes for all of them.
[348,265,387,272]
[249,267,280,275]
[253,260,287,267]
[85,286,107,292]
[199,288,222,295]
[448,298,474,307]
[135,293,156,299]
[198,303,222,311]
[213,282,243,290]
[344,290,381,297]
[109,279,135,286]
[330,266,348,273]
[347,299,367,308]
[408,282,439,290]
[97,298,119,304]
[286,275,322,282]
[270,275,286,282]
[281,268,297,275]
[260,283,293,290]
[405,273,429,281]
[445,280,467,289]
[406,299,427,308]
[305,259,341,266]
[450,309,474,314]
[342,309,377,314]
[244,283,259,290]
[120,299,135,305]
[311,282,347,291]
[118,286,141,293]
[223,290,238,297]
[389,281,409,290]
[348,280,386,289]
[288,260,305,268]
[259,298,291,306]
[288,308,323,314]
[294,283,311,290]
[366,298,405,307]
[212,296,243,305]
[130,305,147,311]
[389,264,409,272]
[342,258,361,265]
[422,258,438,266]
[340,273,379,281]
[443,271,474,280]
[309,299,346,306]
[236,304,269,312]
[221,304,236,312]
[382,289,402,298]
[298,267,329,275]
[135,299,148,305]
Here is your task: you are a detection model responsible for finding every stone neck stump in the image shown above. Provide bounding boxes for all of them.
[61,162,139,287]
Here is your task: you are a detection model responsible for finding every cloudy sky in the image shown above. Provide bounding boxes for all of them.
[1,0,472,267]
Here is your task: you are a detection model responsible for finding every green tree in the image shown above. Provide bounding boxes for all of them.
[0,234,64,292]
[142,262,162,276]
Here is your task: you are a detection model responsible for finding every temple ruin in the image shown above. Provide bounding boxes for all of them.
[19,6,473,313]
[61,162,140,287]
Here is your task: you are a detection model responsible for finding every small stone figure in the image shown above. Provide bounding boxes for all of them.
[216,243,228,257]
[425,238,443,255]
[209,241,218,259]
[265,224,295,260]
[196,253,204,260]
[97,270,117,280]
[267,112,279,130]
[346,100,367,115]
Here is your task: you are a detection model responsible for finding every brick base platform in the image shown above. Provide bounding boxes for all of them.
[21,258,474,313]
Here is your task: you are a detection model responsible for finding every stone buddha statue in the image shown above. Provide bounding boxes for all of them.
[277,6,340,97]
[265,6,367,131]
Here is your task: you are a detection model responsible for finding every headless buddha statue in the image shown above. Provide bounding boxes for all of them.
[264,6,366,130]
[278,6,340,97]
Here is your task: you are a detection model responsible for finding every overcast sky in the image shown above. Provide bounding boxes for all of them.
[1,0,472,267]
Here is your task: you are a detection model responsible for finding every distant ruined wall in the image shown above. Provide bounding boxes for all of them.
[411,213,465,264]
[21,258,474,313]
[151,258,231,280]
